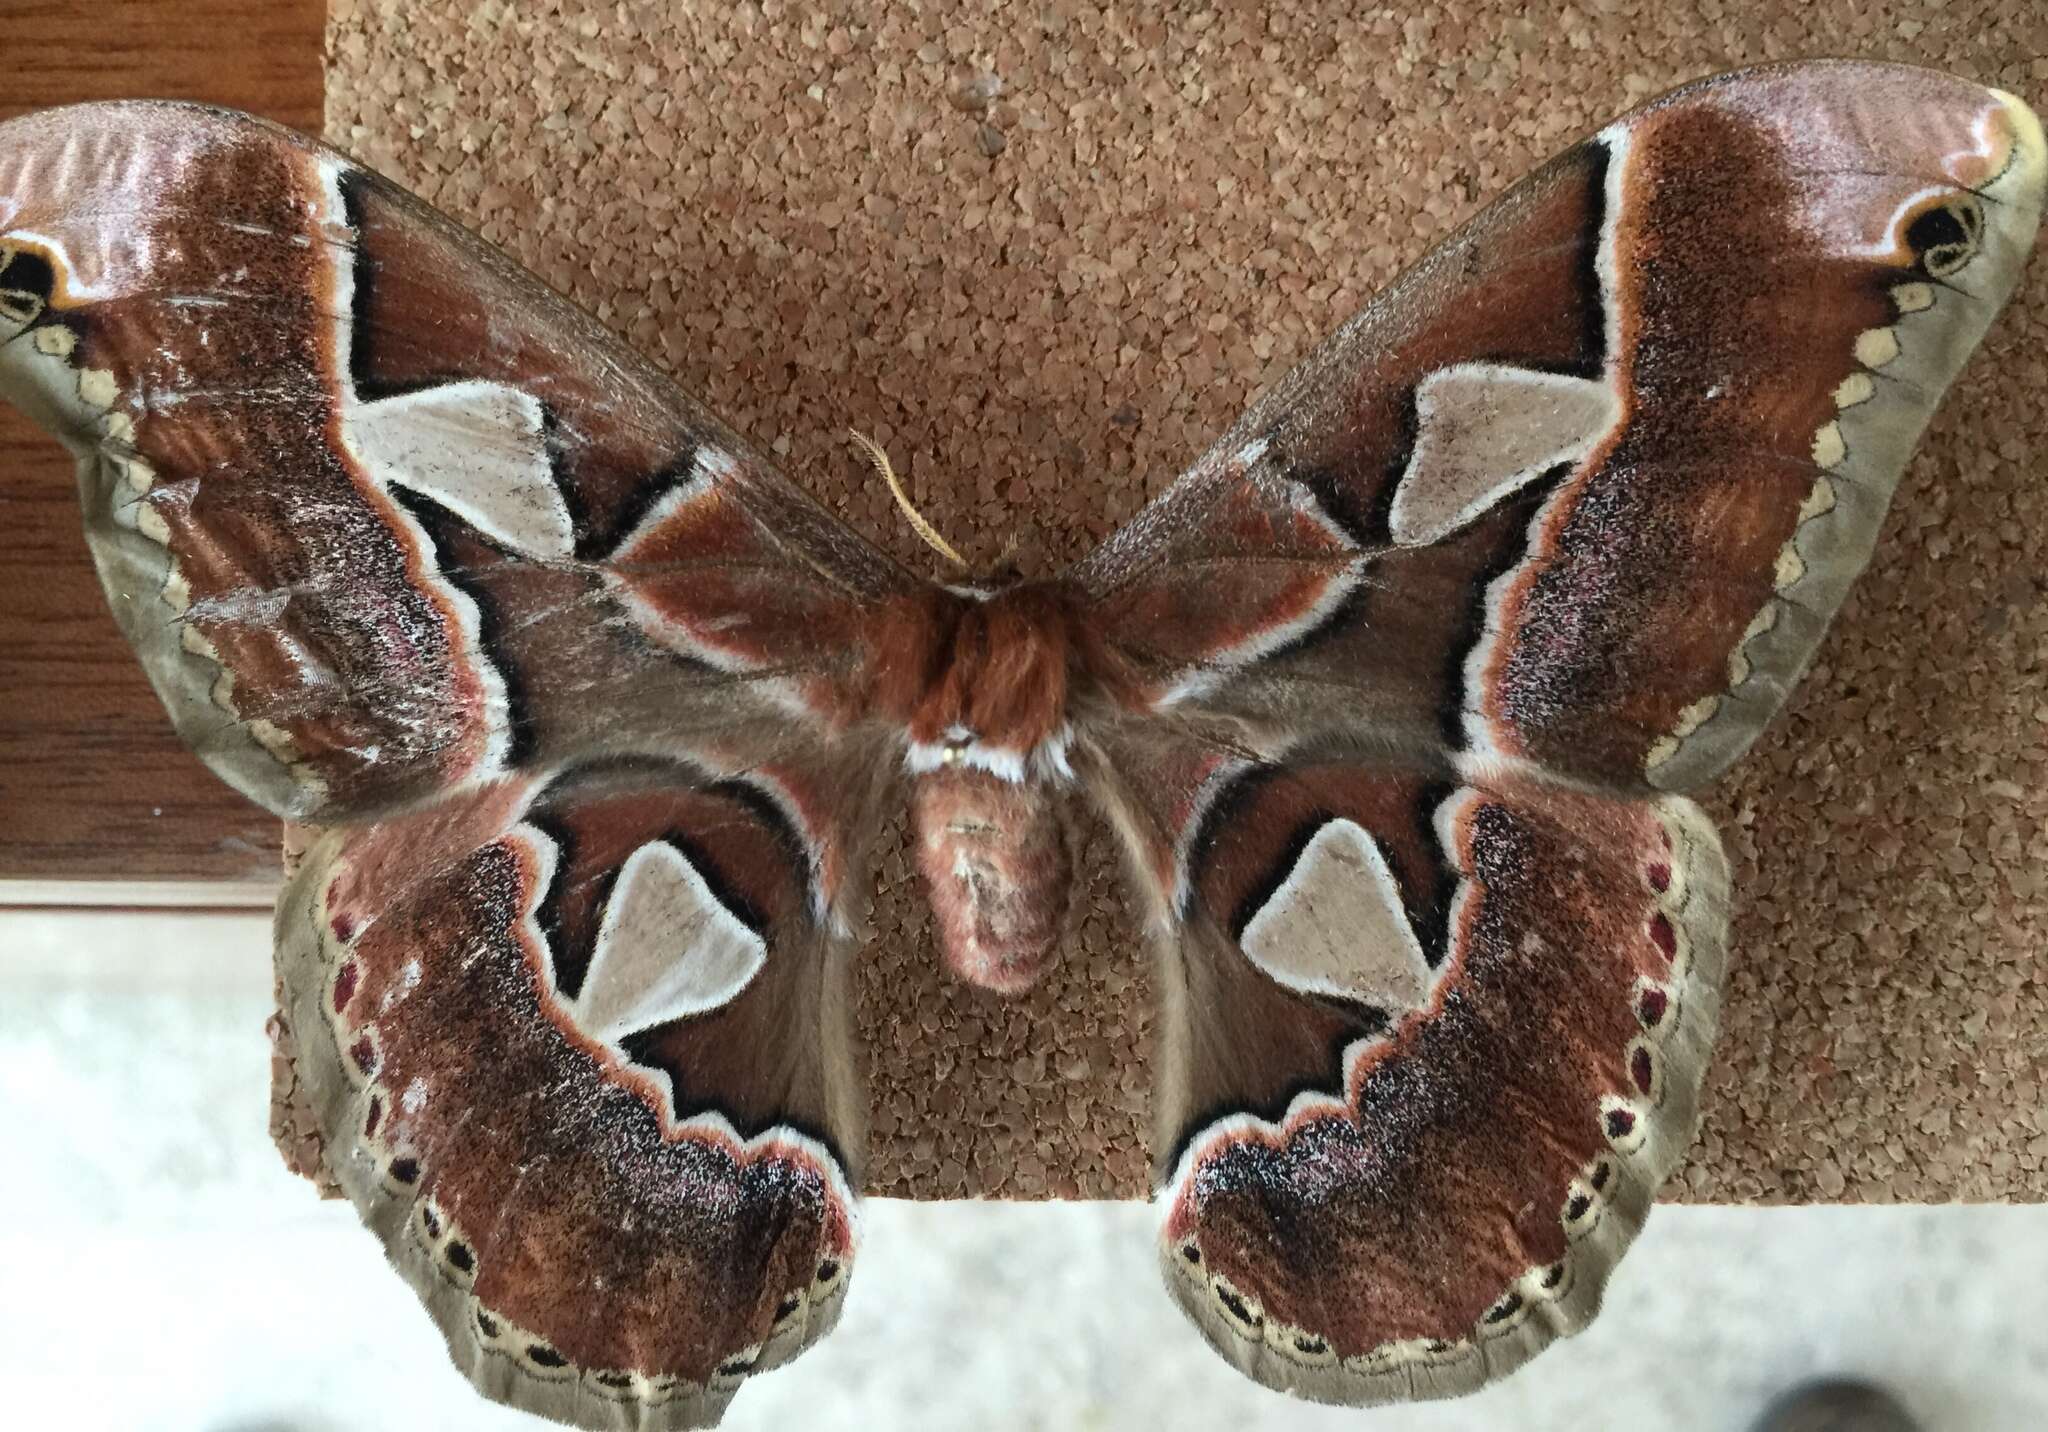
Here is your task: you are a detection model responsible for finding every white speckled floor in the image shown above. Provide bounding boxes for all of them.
[2,909,2043,1432]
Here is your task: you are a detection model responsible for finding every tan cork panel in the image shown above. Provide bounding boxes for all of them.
[325,4,2046,1204]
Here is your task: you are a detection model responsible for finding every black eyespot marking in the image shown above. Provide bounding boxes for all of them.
[814,1260,840,1286]
[1293,1334,1328,1355]
[0,243,56,317]
[1589,1158,1613,1192]
[1906,197,1983,277]
[389,1156,420,1185]
[1631,1044,1656,1095]
[1484,1292,1524,1324]
[475,1310,499,1338]
[1906,204,1968,253]
[445,1240,474,1274]
[420,1204,441,1238]
[594,1371,634,1390]
[717,1350,760,1377]
[1181,1243,1203,1265]
[774,1293,802,1323]
[1541,1262,1568,1291]
[526,1344,569,1369]
[1216,1285,1261,1329]
[0,289,43,326]
[1564,1192,1593,1223]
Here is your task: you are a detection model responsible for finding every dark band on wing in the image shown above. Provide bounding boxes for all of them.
[340,170,458,401]
[1434,467,1571,752]
[572,440,700,561]
[1568,136,1613,378]
[0,243,56,325]
[387,487,540,768]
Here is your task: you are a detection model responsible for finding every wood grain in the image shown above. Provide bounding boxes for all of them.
[0,0,321,883]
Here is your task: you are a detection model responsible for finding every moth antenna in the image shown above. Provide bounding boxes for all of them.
[849,428,969,570]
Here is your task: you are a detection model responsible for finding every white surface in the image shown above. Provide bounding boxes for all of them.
[2,909,2043,1432]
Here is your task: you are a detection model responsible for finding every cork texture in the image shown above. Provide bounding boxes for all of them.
[325,2,2047,1202]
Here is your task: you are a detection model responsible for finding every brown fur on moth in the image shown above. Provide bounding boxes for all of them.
[865,581,1141,755]
[864,576,1140,993]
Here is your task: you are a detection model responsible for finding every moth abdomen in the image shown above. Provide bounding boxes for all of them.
[910,767,1072,995]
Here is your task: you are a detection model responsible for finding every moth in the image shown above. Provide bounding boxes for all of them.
[0,60,2038,1430]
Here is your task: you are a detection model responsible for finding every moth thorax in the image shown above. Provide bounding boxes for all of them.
[872,583,1082,772]
[910,766,1071,996]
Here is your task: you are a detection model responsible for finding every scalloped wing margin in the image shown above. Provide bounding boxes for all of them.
[1083,735,1728,1406]
[272,765,867,1431]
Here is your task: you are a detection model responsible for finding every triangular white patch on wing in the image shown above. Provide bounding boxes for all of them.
[342,379,573,558]
[1389,362,1619,547]
[572,840,767,1045]
[1239,819,1434,1011]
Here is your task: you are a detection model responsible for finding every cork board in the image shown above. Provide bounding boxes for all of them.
[324,2,2048,1203]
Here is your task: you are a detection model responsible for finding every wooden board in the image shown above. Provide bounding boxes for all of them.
[0,0,322,883]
